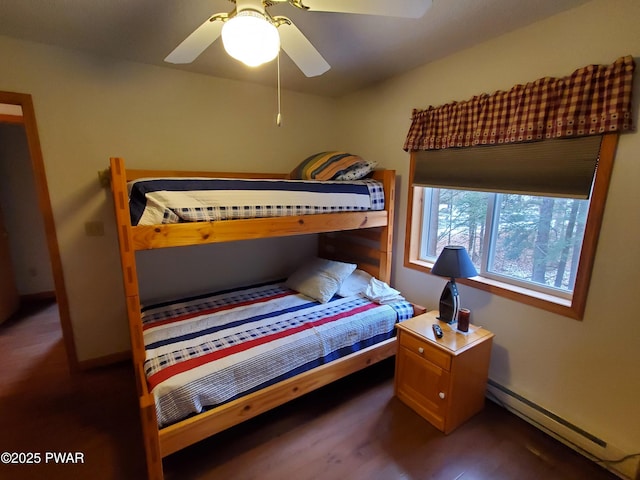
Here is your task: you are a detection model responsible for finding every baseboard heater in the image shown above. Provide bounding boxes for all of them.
[487,379,606,447]
[486,379,639,480]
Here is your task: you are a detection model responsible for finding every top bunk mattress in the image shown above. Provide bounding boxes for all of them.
[128,177,385,226]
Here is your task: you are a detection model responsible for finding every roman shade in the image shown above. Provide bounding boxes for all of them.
[412,135,603,199]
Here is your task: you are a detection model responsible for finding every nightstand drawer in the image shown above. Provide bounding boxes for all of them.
[399,331,451,371]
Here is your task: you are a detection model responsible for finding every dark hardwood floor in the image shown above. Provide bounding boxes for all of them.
[1,300,618,480]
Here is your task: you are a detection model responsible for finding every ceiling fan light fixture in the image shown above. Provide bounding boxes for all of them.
[221,10,280,67]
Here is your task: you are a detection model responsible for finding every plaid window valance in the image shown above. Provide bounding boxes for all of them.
[403,55,635,151]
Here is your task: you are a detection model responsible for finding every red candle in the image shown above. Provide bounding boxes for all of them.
[458,308,470,332]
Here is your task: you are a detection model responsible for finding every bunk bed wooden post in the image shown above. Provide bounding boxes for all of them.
[109,157,164,480]
[376,169,395,282]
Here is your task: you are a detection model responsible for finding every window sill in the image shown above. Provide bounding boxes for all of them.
[405,258,581,320]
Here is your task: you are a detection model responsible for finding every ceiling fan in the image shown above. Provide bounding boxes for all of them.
[165,0,432,77]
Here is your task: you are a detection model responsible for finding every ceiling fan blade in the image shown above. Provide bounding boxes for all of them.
[164,15,225,64]
[301,0,432,18]
[277,18,330,77]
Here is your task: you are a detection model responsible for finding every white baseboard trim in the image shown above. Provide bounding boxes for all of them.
[486,380,639,480]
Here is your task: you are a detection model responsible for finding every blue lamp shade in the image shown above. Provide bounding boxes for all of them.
[430,246,477,324]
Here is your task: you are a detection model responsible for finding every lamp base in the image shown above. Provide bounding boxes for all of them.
[436,279,459,324]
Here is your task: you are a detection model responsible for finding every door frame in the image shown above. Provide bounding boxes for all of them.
[0,91,78,372]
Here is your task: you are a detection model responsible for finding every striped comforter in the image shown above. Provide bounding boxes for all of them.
[141,281,413,427]
[128,177,385,226]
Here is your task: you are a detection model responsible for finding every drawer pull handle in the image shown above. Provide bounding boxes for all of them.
[418,347,424,354]
[439,392,446,399]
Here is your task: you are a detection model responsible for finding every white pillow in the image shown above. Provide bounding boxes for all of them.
[333,160,377,181]
[337,269,373,297]
[286,258,357,303]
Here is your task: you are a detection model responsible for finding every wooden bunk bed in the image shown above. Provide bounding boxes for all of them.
[109,156,420,479]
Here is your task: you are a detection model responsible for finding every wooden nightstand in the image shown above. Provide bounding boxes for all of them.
[394,311,494,434]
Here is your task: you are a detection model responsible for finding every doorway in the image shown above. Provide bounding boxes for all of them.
[0,91,77,371]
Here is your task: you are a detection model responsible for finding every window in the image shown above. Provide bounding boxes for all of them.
[405,134,618,319]
[420,188,588,298]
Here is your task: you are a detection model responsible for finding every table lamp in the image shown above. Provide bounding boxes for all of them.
[430,246,478,323]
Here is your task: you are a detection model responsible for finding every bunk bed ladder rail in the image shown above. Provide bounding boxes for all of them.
[109,157,164,480]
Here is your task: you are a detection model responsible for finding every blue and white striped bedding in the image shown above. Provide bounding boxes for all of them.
[128,177,385,226]
[141,281,413,427]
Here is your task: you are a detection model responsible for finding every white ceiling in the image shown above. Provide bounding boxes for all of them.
[0,0,593,97]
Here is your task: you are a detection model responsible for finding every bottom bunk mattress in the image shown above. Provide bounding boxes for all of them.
[141,281,413,427]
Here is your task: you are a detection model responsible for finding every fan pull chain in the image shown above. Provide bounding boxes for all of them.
[276,52,282,127]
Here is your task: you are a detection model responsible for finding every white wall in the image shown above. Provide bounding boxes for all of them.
[136,236,316,304]
[0,34,338,361]
[336,0,640,472]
